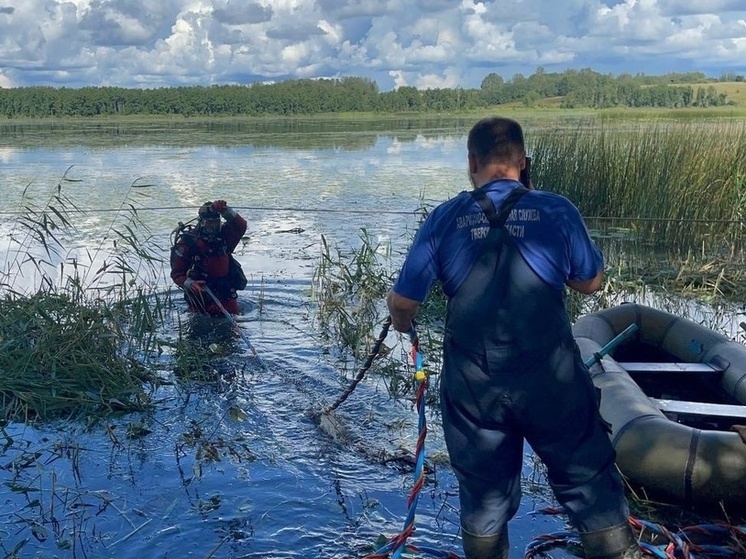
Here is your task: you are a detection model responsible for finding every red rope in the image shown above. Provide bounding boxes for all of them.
[363,326,435,559]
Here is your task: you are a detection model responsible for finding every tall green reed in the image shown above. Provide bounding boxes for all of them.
[530,120,746,252]
[312,229,394,361]
[0,168,169,421]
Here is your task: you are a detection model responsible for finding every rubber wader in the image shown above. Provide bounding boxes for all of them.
[580,522,642,559]
[461,528,509,559]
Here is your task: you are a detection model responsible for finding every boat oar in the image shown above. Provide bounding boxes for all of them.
[202,285,258,358]
[584,323,639,367]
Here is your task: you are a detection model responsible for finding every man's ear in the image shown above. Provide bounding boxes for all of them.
[468,152,478,174]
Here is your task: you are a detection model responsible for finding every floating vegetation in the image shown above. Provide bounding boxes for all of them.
[0,291,152,420]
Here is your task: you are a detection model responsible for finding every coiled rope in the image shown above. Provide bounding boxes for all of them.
[525,509,746,559]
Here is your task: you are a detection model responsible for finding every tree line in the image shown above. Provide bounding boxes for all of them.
[0,68,736,119]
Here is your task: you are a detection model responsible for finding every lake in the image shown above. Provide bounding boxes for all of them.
[0,117,739,559]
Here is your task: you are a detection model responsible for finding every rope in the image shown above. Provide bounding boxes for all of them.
[364,325,445,559]
[202,285,259,359]
[524,512,746,559]
[1,204,743,224]
[316,319,459,557]
[0,205,419,216]
[322,316,392,415]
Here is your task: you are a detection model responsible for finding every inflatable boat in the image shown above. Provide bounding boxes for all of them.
[572,303,746,511]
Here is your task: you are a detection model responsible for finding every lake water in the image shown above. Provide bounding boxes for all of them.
[0,118,737,559]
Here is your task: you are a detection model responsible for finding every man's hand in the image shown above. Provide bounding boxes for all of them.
[184,278,206,294]
[211,200,228,214]
[386,290,421,332]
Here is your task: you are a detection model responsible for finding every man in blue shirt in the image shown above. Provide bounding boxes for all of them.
[387,117,640,559]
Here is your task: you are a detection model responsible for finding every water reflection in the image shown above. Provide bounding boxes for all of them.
[0,116,476,151]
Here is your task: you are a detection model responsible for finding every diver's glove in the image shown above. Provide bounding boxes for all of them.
[211,199,237,220]
[183,278,206,294]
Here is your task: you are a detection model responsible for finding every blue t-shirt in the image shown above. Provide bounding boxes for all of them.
[393,179,604,301]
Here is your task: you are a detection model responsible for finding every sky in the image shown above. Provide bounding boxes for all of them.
[0,0,745,91]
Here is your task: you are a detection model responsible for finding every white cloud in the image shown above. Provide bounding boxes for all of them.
[0,0,744,90]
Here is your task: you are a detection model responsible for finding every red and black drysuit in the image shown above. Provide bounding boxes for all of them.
[170,213,247,315]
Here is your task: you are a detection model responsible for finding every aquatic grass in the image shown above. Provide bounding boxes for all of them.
[0,291,152,420]
[0,429,163,556]
[312,229,394,364]
[0,170,171,422]
[311,228,445,401]
[530,120,746,251]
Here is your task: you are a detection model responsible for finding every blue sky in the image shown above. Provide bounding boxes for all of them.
[1,0,745,91]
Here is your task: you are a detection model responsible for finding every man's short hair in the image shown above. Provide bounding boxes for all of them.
[467,117,525,166]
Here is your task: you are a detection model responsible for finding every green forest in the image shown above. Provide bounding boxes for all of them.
[0,68,741,118]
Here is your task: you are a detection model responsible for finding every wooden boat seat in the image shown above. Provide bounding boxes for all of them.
[651,398,746,419]
[618,362,744,418]
[619,362,724,375]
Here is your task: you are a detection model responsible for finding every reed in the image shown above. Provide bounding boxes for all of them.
[530,120,746,252]
[312,229,394,363]
[0,170,168,421]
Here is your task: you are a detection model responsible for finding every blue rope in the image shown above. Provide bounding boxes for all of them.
[364,325,463,559]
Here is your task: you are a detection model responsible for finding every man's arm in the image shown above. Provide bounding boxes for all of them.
[562,199,604,295]
[386,290,421,332]
[170,242,192,287]
[223,213,247,252]
[211,200,247,251]
[566,270,603,294]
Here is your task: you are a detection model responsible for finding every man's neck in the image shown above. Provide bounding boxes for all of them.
[474,174,519,189]
[472,162,520,188]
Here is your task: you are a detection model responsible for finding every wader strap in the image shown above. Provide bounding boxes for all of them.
[469,186,529,228]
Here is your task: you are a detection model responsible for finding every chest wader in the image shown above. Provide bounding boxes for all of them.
[443,188,639,559]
